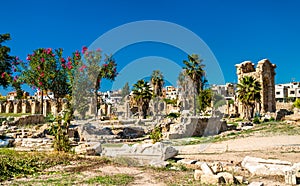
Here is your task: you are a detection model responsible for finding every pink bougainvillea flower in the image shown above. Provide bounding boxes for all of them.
[47,48,52,54]
[60,58,66,63]
[26,56,31,61]
[13,76,18,82]
[52,53,55,57]
[96,48,101,52]
[39,82,42,86]
[15,56,19,60]
[1,72,5,78]
[82,46,88,54]
[61,64,66,68]
[67,56,71,61]
[103,64,108,67]
[68,65,73,70]
[41,72,44,77]
[41,58,45,63]
[37,66,41,70]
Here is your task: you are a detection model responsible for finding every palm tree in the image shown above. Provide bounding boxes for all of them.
[183,54,206,95]
[132,80,152,119]
[150,70,164,97]
[237,76,261,120]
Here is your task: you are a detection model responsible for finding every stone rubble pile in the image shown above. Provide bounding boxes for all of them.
[191,161,247,185]
[242,156,300,185]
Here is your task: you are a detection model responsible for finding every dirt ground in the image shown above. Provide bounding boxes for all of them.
[2,134,300,185]
[176,135,300,163]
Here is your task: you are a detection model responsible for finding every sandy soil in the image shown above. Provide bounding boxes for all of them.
[175,135,300,163]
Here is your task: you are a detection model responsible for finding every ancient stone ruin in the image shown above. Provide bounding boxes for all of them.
[235,59,276,118]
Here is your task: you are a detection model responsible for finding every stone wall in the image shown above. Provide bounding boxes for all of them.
[235,59,276,118]
[2,114,44,126]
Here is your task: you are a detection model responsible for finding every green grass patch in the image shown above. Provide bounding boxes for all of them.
[177,121,300,146]
[0,148,80,182]
[85,174,134,185]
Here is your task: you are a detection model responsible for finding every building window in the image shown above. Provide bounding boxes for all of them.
[290,91,295,94]
[276,92,280,95]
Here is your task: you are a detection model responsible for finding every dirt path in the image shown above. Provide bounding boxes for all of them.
[97,165,165,186]
[175,135,300,162]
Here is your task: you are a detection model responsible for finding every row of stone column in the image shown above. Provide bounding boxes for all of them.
[0,99,67,116]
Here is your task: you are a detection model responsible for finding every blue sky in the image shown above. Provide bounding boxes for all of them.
[1,0,300,95]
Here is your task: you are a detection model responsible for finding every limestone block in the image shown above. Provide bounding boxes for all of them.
[217,172,234,184]
[200,174,225,185]
[201,162,215,175]
[194,169,202,181]
[211,162,223,173]
[234,176,246,184]
[241,156,292,176]
[74,142,102,155]
[248,182,264,186]
[177,159,197,165]
[149,160,169,168]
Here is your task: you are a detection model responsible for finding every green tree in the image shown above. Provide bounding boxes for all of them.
[80,48,117,117]
[0,33,15,88]
[150,70,164,97]
[121,82,130,99]
[237,76,261,120]
[132,80,152,119]
[18,48,71,114]
[183,54,206,95]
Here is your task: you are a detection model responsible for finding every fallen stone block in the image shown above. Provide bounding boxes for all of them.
[200,174,225,185]
[217,172,234,184]
[241,156,292,176]
[101,142,178,163]
[234,175,246,184]
[74,142,102,155]
[177,159,197,165]
[201,162,215,175]
[149,160,169,168]
[248,182,264,186]
[211,162,223,173]
[194,169,202,181]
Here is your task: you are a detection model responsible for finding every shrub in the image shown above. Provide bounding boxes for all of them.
[149,126,162,144]
[253,116,260,124]
[293,98,300,109]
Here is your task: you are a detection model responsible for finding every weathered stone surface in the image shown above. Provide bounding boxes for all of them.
[234,176,246,184]
[177,159,197,165]
[194,169,202,181]
[248,182,264,186]
[217,172,234,184]
[211,162,223,173]
[236,59,276,117]
[166,116,227,139]
[200,174,225,185]
[101,142,178,162]
[201,162,215,175]
[241,156,292,176]
[149,160,169,168]
[74,142,102,155]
